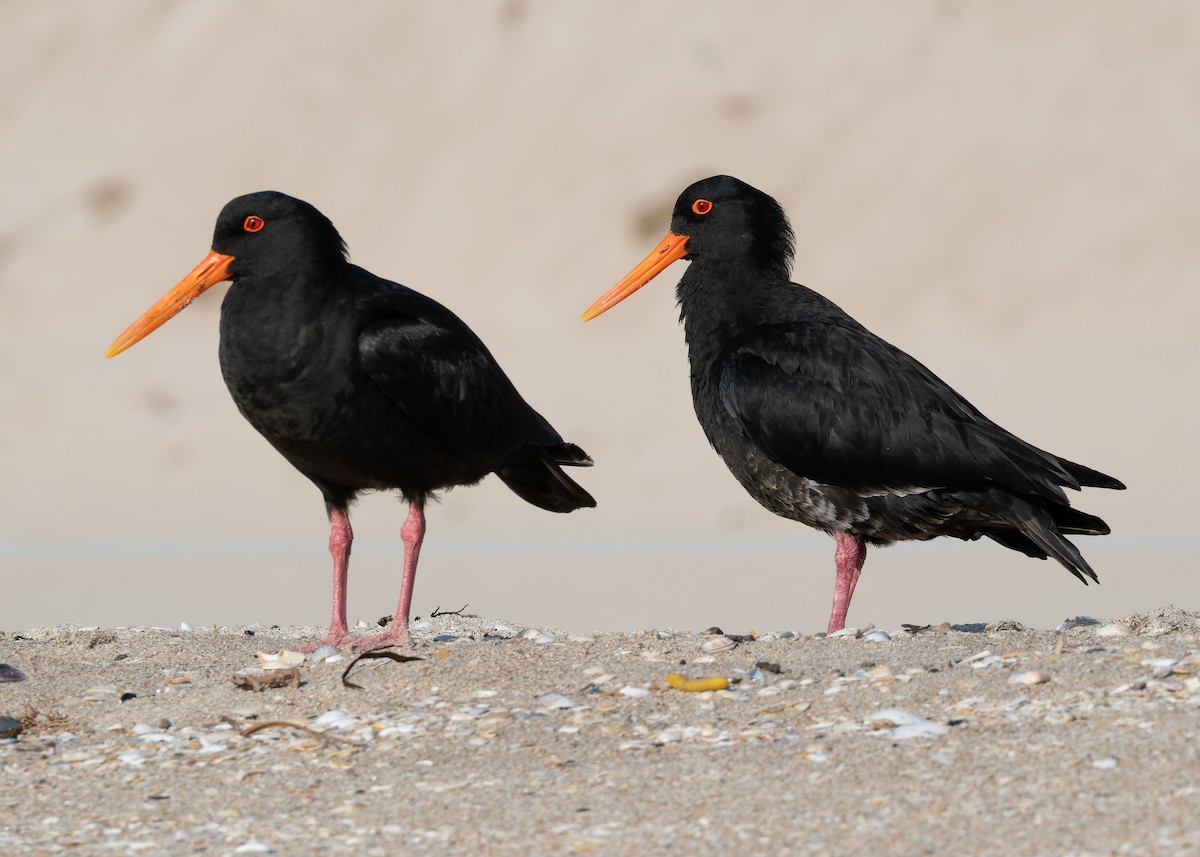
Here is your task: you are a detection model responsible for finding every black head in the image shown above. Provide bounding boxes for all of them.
[581,175,795,321]
[669,176,794,275]
[212,191,349,280]
[106,191,348,357]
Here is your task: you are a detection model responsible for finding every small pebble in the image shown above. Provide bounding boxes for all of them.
[0,664,27,683]
[0,716,22,740]
[1093,757,1118,770]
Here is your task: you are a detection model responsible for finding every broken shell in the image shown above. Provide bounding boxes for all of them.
[1008,671,1051,685]
[700,636,737,654]
[868,708,949,738]
[863,630,892,642]
[1094,624,1131,638]
[257,650,306,670]
[535,693,576,709]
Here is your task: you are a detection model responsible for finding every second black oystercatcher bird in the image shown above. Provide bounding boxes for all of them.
[582,175,1124,633]
[108,191,595,648]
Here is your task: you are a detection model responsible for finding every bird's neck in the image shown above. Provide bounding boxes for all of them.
[676,259,791,366]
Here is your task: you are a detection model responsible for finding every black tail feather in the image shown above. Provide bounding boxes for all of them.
[1058,457,1126,491]
[496,445,596,513]
[987,494,1101,585]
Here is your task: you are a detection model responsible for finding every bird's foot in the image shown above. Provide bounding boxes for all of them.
[295,626,356,653]
[348,627,414,652]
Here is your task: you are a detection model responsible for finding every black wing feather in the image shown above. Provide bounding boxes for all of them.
[359,316,556,458]
[717,322,1109,501]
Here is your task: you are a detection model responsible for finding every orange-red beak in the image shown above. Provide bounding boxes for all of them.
[105,250,235,357]
[580,231,689,321]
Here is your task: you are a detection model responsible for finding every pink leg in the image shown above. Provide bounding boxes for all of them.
[828,532,867,634]
[351,497,426,650]
[299,506,354,651]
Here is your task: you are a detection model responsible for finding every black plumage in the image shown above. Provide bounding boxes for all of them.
[109,191,593,648]
[583,175,1123,632]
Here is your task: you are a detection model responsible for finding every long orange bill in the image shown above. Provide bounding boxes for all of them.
[580,231,689,321]
[105,250,235,357]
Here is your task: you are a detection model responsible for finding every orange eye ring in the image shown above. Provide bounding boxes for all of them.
[691,199,713,215]
[243,216,265,233]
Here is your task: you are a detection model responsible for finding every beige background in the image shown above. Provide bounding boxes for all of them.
[1,1,1195,633]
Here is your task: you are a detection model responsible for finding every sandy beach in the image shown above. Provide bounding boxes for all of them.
[3,5,1199,853]
[2,609,1198,855]
[3,2,1196,635]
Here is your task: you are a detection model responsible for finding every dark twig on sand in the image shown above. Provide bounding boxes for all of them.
[341,650,422,690]
[222,716,360,747]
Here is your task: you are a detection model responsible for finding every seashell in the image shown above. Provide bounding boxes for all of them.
[828,627,860,638]
[868,708,949,738]
[535,693,576,709]
[863,630,892,642]
[1008,671,1051,685]
[954,650,993,667]
[307,644,341,664]
[257,650,305,670]
[1094,624,1130,637]
[0,664,26,683]
[619,686,651,698]
[313,709,351,726]
[701,636,737,654]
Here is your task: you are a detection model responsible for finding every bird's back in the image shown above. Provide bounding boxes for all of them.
[218,263,588,508]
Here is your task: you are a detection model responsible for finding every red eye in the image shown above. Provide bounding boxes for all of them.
[243,216,265,232]
[691,199,713,215]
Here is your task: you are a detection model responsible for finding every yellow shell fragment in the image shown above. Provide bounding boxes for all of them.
[666,673,729,692]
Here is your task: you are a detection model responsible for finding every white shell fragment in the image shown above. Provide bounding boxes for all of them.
[256,650,306,670]
[535,693,576,709]
[863,630,892,642]
[1094,624,1131,638]
[307,645,341,665]
[868,708,949,739]
[1009,671,1051,685]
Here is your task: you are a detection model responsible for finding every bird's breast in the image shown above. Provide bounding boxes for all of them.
[217,296,362,449]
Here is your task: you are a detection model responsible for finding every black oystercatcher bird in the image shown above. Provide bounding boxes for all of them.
[582,175,1123,633]
[108,191,594,648]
